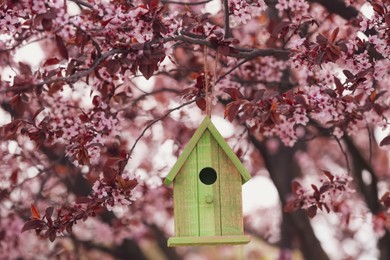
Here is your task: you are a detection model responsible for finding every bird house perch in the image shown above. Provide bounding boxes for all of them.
[164,116,251,246]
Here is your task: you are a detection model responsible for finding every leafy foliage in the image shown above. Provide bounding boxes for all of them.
[1,0,390,259]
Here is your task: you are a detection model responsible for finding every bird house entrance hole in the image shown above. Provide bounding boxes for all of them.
[199,167,217,185]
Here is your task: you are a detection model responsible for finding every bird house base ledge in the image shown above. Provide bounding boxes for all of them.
[167,235,250,247]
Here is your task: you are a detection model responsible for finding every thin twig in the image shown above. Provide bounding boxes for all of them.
[161,0,211,5]
[333,135,351,174]
[216,57,251,83]
[69,0,94,9]
[367,124,373,165]
[164,34,290,60]
[129,99,196,156]
[223,0,231,39]
[0,49,125,94]
[131,88,181,106]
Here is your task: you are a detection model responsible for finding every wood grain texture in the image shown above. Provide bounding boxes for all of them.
[167,235,250,246]
[196,130,220,236]
[211,136,222,236]
[164,117,211,186]
[173,148,199,237]
[207,122,251,183]
[219,149,244,236]
[166,116,251,246]
[164,116,251,186]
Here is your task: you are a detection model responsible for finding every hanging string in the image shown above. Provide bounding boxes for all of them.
[203,46,219,118]
[204,46,211,117]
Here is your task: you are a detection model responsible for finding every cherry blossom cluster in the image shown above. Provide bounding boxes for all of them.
[92,172,140,211]
[359,2,390,59]
[284,171,354,218]
[370,191,390,236]
[32,94,120,166]
[0,214,52,259]
[229,0,266,26]
[21,168,140,242]
[275,0,310,21]
[241,56,288,84]
[225,75,387,146]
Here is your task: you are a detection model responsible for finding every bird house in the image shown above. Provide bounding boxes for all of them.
[164,116,251,246]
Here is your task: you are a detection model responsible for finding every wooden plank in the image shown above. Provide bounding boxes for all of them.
[208,122,251,183]
[173,147,199,237]
[167,235,250,246]
[210,135,221,236]
[164,117,211,186]
[219,148,244,236]
[197,130,220,236]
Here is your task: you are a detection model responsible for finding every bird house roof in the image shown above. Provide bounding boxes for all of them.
[164,116,251,186]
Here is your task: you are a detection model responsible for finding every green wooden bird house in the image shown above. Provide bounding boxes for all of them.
[164,116,251,246]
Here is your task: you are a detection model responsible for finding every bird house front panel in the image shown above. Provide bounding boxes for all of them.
[218,148,244,236]
[196,130,221,237]
[173,148,199,237]
[166,116,251,246]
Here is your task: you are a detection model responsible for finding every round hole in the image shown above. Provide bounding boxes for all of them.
[199,167,217,185]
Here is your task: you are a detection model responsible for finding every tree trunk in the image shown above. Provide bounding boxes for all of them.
[250,135,329,260]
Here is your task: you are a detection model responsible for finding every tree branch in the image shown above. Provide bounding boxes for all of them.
[129,99,196,157]
[161,0,211,5]
[310,0,359,20]
[0,49,125,94]
[69,0,94,9]
[223,0,232,39]
[249,134,330,260]
[343,136,380,213]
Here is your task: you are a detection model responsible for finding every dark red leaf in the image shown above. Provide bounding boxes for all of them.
[330,27,339,43]
[139,63,156,80]
[10,170,18,185]
[316,34,328,45]
[284,89,294,104]
[42,18,53,31]
[55,35,69,60]
[314,51,325,65]
[45,207,54,219]
[272,21,291,37]
[103,167,117,184]
[324,203,330,213]
[323,170,334,181]
[292,180,302,194]
[372,3,384,15]
[319,182,331,194]
[21,219,43,233]
[312,184,321,200]
[386,14,390,26]
[324,88,337,98]
[223,88,243,100]
[380,192,390,208]
[196,97,206,111]
[31,204,41,220]
[101,17,114,27]
[294,94,307,106]
[333,76,344,96]
[342,95,355,102]
[43,57,60,67]
[76,196,93,204]
[48,82,64,96]
[49,229,56,242]
[283,199,299,212]
[105,59,120,75]
[343,70,354,80]
[18,62,32,76]
[224,102,240,122]
[380,135,390,146]
[307,205,317,218]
